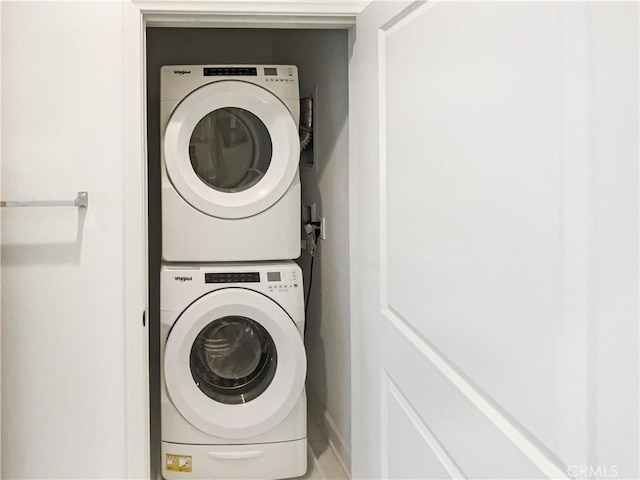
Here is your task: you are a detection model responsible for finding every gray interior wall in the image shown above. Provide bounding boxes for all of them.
[273,29,351,469]
[145,28,275,479]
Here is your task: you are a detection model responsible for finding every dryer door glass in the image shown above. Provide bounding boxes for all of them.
[190,315,277,405]
[189,108,273,193]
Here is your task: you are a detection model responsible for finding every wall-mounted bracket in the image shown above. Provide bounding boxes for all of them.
[0,191,89,208]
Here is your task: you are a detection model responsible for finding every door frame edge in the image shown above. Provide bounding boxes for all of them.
[123,2,150,479]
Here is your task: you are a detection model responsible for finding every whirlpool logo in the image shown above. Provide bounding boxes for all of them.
[174,276,193,282]
[173,70,191,75]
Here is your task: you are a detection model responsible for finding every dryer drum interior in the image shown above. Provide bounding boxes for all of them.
[189,107,273,193]
[190,315,278,405]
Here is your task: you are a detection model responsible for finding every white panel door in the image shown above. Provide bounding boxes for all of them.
[351,1,638,479]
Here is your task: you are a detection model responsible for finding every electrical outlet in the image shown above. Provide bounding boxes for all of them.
[303,203,317,224]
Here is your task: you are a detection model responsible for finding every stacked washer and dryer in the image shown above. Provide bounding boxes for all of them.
[160,65,307,480]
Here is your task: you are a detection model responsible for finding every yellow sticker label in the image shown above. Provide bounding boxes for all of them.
[166,453,193,473]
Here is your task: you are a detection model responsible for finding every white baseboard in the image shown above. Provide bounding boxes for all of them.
[307,391,351,477]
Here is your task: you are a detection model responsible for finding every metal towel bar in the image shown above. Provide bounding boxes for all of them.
[0,191,88,208]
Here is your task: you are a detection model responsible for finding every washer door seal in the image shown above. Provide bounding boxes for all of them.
[164,288,306,439]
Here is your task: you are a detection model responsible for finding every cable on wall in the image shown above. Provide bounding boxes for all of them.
[304,221,321,336]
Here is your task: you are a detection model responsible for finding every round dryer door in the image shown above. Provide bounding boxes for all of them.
[163,80,299,219]
[164,288,306,440]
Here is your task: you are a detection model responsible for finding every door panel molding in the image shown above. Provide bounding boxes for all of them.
[383,309,568,479]
[381,372,465,480]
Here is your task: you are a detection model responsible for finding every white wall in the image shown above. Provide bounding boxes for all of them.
[1,2,131,478]
[273,29,352,471]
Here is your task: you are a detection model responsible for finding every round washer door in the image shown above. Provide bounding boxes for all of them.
[164,80,299,219]
[164,288,306,440]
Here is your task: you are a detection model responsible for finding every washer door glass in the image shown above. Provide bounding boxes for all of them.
[190,315,277,405]
[189,108,272,193]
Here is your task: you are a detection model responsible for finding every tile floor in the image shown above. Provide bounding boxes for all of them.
[294,413,349,480]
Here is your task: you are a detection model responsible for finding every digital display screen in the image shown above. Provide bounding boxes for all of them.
[267,272,281,282]
[264,68,278,76]
[205,272,260,283]
[203,67,257,77]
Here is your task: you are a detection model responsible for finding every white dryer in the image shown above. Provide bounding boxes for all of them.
[161,65,301,262]
[160,262,307,480]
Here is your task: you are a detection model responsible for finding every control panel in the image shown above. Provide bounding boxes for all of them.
[200,66,296,84]
[201,269,300,292]
[263,66,296,84]
[267,268,299,293]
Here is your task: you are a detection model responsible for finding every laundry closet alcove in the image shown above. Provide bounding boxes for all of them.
[138,6,357,479]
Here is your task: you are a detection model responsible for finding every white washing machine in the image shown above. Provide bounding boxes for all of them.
[161,65,301,262]
[160,261,307,480]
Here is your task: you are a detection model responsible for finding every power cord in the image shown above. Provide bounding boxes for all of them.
[304,222,322,336]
